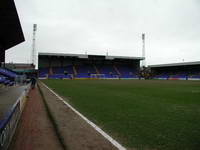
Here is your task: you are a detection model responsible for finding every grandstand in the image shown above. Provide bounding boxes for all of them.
[38,52,144,79]
[149,61,200,80]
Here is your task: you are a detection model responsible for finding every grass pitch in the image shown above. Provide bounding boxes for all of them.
[43,79,200,150]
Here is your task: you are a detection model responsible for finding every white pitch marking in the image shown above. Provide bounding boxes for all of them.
[42,83,126,150]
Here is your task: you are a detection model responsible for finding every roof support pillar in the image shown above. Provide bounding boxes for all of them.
[0,44,5,67]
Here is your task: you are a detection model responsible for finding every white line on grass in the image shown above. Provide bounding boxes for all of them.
[42,82,126,150]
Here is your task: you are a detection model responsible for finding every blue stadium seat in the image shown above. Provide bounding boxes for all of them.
[39,64,139,79]
[0,76,6,84]
[0,68,17,78]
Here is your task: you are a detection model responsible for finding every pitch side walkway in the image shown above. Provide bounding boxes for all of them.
[39,82,118,150]
[8,87,63,150]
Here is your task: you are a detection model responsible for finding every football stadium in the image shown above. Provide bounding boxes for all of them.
[1,0,200,150]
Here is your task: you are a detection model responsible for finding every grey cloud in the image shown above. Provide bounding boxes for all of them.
[6,0,200,65]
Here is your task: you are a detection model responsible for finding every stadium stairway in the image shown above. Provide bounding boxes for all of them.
[93,65,100,74]
[49,67,53,75]
[113,65,121,75]
[73,65,77,75]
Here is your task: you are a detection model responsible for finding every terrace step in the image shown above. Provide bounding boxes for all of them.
[113,65,121,75]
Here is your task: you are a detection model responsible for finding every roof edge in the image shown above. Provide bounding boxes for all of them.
[149,61,200,68]
[38,52,145,60]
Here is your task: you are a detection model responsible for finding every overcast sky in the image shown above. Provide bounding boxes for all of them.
[6,0,200,65]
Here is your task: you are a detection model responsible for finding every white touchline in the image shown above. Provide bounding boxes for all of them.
[42,83,126,150]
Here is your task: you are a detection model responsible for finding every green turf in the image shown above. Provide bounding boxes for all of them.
[42,79,200,150]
